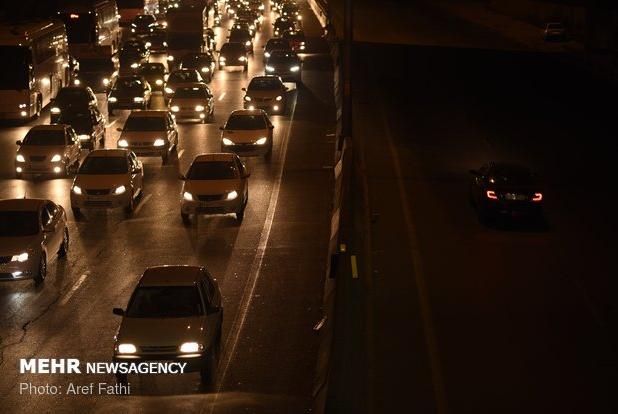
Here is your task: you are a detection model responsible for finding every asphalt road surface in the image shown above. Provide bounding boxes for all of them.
[329,2,617,414]
[0,2,336,413]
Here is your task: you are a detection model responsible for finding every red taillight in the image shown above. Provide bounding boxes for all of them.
[532,192,543,202]
[486,190,498,200]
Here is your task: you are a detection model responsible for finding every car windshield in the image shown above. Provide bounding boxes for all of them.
[0,211,39,237]
[57,111,93,126]
[188,161,239,180]
[168,71,199,83]
[284,32,305,40]
[139,64,164,74]
[126,286,203,318]
[271,51,297,60]
[79,156,128,174]
[22,130,66,145]
[266,39,290,50]
[226,114,267,130]
[123,116,166,131]
[78,58,115,72]
[113,78,144,90]
[221,44,244,54]
[175,87,209,99]
[56,89,89,102]
[182,56,213,67]
[249,78,282,90]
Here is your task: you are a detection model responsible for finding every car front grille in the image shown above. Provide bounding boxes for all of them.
[86,189,111,196]
[252,97,271,102]
[197,194,225,201]
[29,156,46,162]
[85,200,113,207]
[140,345,177,353]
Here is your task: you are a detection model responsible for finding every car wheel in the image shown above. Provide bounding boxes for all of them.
[58,228,69,258]
[236,197,247,221]
[181,213,191,225]
[124,193,135,216]
[200,348,219,386]
[34,255,46,285]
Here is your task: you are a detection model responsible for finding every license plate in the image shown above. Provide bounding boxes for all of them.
[504,193,527,201]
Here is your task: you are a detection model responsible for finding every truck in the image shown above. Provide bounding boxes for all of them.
[165,4,208,69]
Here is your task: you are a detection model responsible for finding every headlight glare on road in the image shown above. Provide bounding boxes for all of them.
[50,107,61,114]
[117,343,137,354]
[72,185,82,195]
[276,95,283,101]
[290,65,300,72]
[118,139,129,147]
[11,252,28,262]
[265,65,275,72]
[153,138,166,147]
[222,138,234,146]
[183,191,194,201]
[108,96,118,103]
[179,342,201,353]
[227,190,238,200]
[78,134,90,141]
[171,105,180,112]
[133,96,144,103]
[255,137,268,145]
[50,154,62,162]
[16,154,25,162]
[114,185,126,195]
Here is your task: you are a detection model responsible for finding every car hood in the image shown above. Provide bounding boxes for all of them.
[17,145,68,157]
[117,316,205,345]
[110,90,143,98]
[120,131,166,142]
[74,174,129,189]
[170,97,207,107]
[184,179,242,195]
[0,236,42,255]
[246,90,282,99]
[223,128,269,144]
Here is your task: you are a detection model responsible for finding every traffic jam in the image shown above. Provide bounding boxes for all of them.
[0,0,312,389]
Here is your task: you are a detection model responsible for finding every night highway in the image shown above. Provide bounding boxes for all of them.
[0,0,616,413]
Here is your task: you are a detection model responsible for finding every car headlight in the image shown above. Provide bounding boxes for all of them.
[219,56,226,62]
[171,105,179,112]
[165,87,174,94]
[201,66,210,73]
[114,185,126,195]
[103,78,110,86]
[72,185,82,195]
[145,42,152,48]
[73,79,81,85]
[130,63,139,69]
[118,139,128,147]
[255,137,268,145]
[108,96,118,103]
[245,41,251,46]
[50,154,62,162]
[16,154,25,163]
[222,137,234,146]
[134,96,144,102]
[227,190,238,200]
[265,65,275,72]
[163,41,168,47]
[50,107,61,114]
[183,191,194,201]
[155,79,163,85]
[11,252,29,262]
[276,95,283,101]
[117,343,137,354]
[78,134,90,141]
[19,103,27,109]
[167,55,174,61]
[290,65,300,72]
[244,96,251,101]
[195,105,205,112]
[264,52,270,58]
[153,138,165,146]
[297,15,302,20]
[239,56,247,62]
[179,341,202,353]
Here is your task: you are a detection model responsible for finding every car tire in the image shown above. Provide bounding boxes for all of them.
[200,347,219,386]
[58,228,69,258]
[34,255,46,285]
[124,193,135,216]
[181,213,191,225]
[236,196,247,222]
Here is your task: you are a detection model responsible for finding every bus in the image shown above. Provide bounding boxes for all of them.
[166,4,208,68]
[57,0,122,57]
[0,21,70,120]
[117,0,159,26]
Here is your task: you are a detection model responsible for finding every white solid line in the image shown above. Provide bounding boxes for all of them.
[378,99,448,414]
[177,149,185,159]
[132,193,152,216]
[59,272,90,306]
[218,92,226,101]
[206,93,299,414]
[351,255,359,279]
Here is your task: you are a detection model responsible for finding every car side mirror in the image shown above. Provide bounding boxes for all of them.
[116,127,123,132]
[112,308,125,316]
[16,140,21,146]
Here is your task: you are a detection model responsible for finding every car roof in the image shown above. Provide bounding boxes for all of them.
[230,109,267,116]
[87,149,129,157]
[0,198,46,212]
[193,153,237,163]
[29,124,66,132]
[127,110,169,118]
[139,265,205,286]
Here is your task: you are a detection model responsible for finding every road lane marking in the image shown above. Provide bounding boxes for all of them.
[218,92,226,101]
[59,272,90,306]
[377,98,448,414]
[132,194,151,216]
[207,92,299,414]
[351,255,359,279]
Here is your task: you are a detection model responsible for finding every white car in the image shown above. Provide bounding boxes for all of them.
[220,109,274,159]
[117,110,179,164]
[0,199,69,284]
